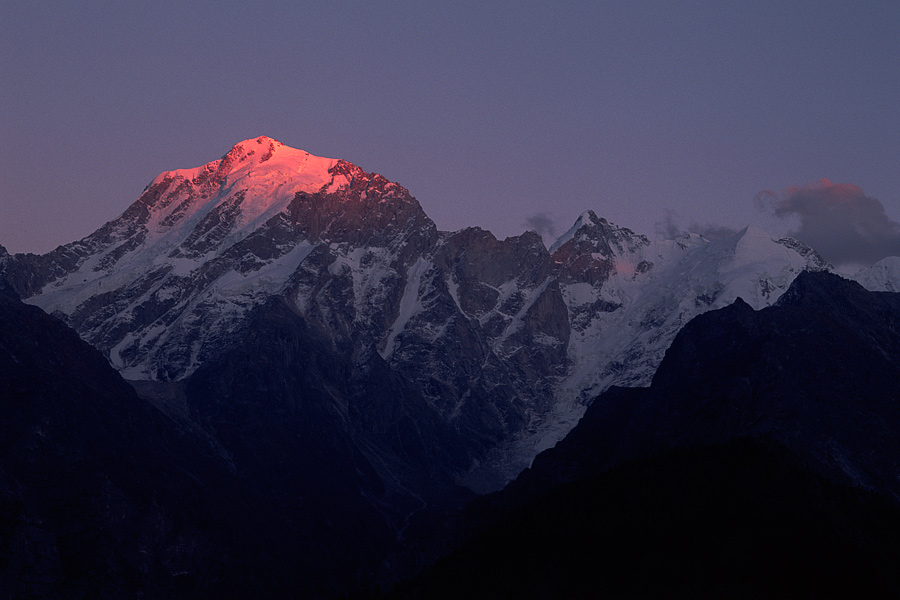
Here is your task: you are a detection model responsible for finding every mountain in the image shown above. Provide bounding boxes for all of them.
[2,138,569,489]
[0,138,833,491]
[391,270,900,598]
[0,137,855,594]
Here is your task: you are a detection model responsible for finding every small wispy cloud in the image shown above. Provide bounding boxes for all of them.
[655,210,738,241]
[524,212,558,244]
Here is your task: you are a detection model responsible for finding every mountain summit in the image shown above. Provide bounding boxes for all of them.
[14,138,429,381]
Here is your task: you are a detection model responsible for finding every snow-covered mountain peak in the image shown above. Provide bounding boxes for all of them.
[549,210,600,253]
[17,138,434,380]
[731,226,798,259]
[549,212,651,287]
[147,136,338,195]
[671,227,829,286]
[131,137,348,251]
[853,256,900,292]
[550,211,648,256]
[773,236,832,271]
[573,209,603,229]
[721,226,787,265]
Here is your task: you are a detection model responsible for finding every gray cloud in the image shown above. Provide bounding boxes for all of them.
[694,222,740,241]
[758,179,900,267]
[655,210,738,241]
[655,211,682,240]
[524,212,558,243]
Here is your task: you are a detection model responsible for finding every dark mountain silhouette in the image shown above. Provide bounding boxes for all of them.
[0,282,262,597]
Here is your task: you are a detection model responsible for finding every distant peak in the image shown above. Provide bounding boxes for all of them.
[549,211,641,254]
[578,210,601,225]
[549,212,598,253]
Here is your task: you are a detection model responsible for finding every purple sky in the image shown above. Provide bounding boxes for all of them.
[3,2,899,266]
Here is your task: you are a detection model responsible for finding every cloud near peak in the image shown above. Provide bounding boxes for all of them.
[524,212,558,244]
[758,178,900,267]
[655,210,738,242]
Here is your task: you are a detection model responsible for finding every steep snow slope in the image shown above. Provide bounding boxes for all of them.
[853,257,900,292]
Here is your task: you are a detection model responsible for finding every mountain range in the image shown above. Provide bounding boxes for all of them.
[2,136,899,597]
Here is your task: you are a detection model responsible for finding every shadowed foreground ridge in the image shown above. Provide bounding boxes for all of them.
[390,438,900,599]
[0,282,253,597]
[0,282,415,598]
